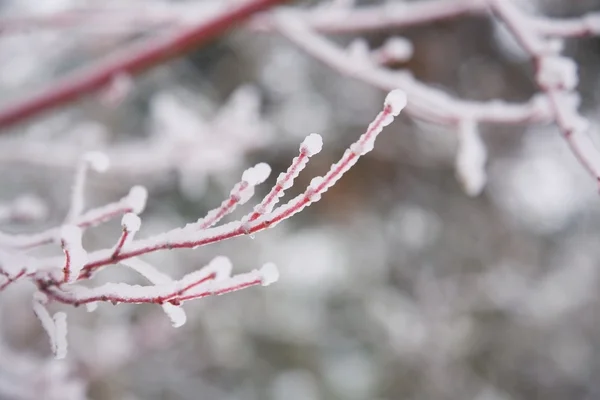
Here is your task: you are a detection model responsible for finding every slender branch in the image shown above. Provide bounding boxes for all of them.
[490,0,600,184]
[28,91,406,279]
[0,0,287,130]
[272,12,552,126]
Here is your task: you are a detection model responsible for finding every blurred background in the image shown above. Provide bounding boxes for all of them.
[2,0,600,399]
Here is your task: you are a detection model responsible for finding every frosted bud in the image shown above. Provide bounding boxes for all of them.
[162,303,187,328]
[121,213,141,232]
[300,133,323,156]
[242,163,271,185]
[260,263,279,286]
[381,37,414,62]
[384,89,408,116]
[204,256,233,281]
[61,225,83,247]
[537,56,578,90]
[455,120,487,197]
[83,151,110,173]
[127,186,148,214]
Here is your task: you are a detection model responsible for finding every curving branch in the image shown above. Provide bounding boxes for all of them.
[0,0,287,130]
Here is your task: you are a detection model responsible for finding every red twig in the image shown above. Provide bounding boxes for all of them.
[0,0,287,130]
[0,268,25,290]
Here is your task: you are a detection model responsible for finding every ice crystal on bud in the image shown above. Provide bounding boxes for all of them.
[242,163,272,185]
[537,56,578,90]
[381,37,414,62]
[162,303,187,328]
[301,133,323,156]
[384,90,408,116]
[121,213,141,232]
[260,263,279,286]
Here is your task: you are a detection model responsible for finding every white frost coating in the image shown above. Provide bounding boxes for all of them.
[32,298,67,359]
[60,225,83,245]
[197,256,233,281]
[83,151,110,173]
[455,120,487,197]
[162,303,187,328]
[307,176,324,202]
[33,291,48,304]
[119,258,187,326]
[85,302,98,312]
[260,262,279,286]
[189,163,270,230]
[381,37,414,62]
[384,89,408,116]
[127,186,148,214]
[53,312,68,359]
[300,133,323,156]
[242,162,272,185]
[121,213,141,232]
[61,225,88,283]
[537,56,577,90]
[237,183,256,205]
[250,138,319,218]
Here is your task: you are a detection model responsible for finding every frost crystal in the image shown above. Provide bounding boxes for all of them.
[301,133,323,156]
[537,56,578,90]
[260,263,279,286]
[242,162,272,185]
[384,89,408,117]
[382,37,414,62]
[121,213,141,232]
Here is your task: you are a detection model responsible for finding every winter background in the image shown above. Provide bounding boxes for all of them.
[1,0,600,399]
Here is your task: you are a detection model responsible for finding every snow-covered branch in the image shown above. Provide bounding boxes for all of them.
[0,89,407,358]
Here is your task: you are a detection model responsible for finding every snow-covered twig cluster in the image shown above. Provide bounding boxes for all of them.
[0,89,407,359]
[3,0,600,197]
[264,0,600,195]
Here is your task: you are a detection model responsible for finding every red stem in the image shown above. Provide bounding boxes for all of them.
[0,0,287,130]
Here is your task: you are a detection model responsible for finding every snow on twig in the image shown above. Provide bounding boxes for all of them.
[0,89,406,358]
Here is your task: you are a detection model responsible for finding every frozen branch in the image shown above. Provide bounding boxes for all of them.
[0,89,406,358]
[490,0,600,185]
[272,11,552,126]
[0,0,287,130]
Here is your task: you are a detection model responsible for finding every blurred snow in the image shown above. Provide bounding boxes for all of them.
[2,1,600,400]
